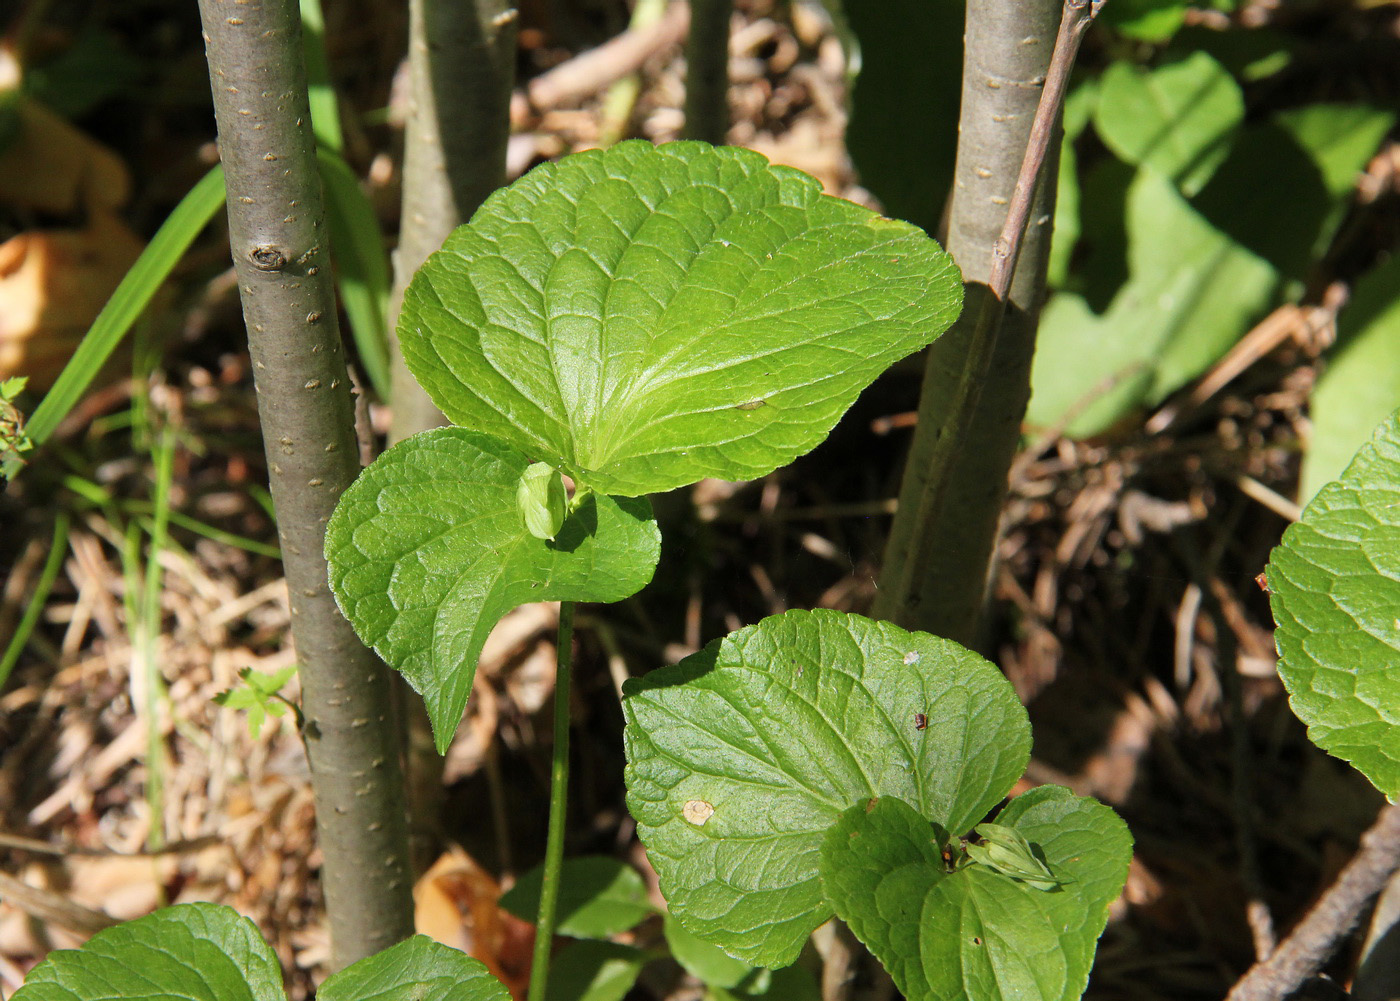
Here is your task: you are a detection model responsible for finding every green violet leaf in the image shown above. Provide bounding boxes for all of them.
[820,789,1131,1001]
[320,935,511,1001]
[399,140,962,497]
[1268,409,1400,796]
[326,427,660,751]
[622,609,1030,967]
[12,903,285,1001]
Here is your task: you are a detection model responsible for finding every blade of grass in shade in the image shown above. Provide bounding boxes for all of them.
[0,513,70,691]
[319,147,392,400]
[139,429,176,851]
[300,0,344,154]
[4,166,226,478]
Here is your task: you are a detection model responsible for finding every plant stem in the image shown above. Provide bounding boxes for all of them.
[873,0,1101,645]
[389,0,517,444]
[528,601,576,1001]
[195,0,415,968]
[684,0,733,144]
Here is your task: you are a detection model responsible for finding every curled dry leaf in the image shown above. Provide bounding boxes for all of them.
[0,211,145,386]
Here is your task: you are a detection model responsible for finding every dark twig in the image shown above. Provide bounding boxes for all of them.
[684,0,733,144]
[986,0,1104,300]
[1175,522,1275,961]
[1227,804,1400,1001]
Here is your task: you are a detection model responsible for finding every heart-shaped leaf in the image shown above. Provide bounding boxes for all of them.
[820,788,1131,1001]
[1268,409,1400,796]
[13,903,283,1001]
[622,610,1031,967]
[1093,52,1243,196]
[326,427,660,751]
[499,856,654,939]
[399,140,962,497]
[321,935,512,1001]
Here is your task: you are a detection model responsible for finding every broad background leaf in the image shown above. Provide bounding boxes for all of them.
[821,788,1132,1001]
[1092,52,1242,196]
[623,610,1030,967]
[399,140,962,496]
[843,0,962,237]
[13,903,284,1001]
[545,942,646,1001]
[320,935,510,1001]
[664,912,755,989]
[500,856,654,939]
[1268,410,1400,797]
[326,428,660,751]
[1302,256,1400,502]
[1028,168,1275,436]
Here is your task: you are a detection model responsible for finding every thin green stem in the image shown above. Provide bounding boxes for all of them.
[0,513,70,691]
[528,600,576,1001]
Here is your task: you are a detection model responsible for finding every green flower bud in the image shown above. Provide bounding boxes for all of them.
[517,462,567,541]
[964,822,1065,891]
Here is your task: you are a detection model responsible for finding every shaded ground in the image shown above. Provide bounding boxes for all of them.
[2,1,1398,998]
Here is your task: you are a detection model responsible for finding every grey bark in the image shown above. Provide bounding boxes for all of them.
[873,0,1061,645]
[684,0,733,144]
[389,0,517,444]
[196,0,415,968]
[386,0,517,876]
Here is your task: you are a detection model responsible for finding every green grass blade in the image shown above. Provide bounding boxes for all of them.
[6,166,226,477]
[300,0,344,153]
[318,148,392,399]
[0,513,70,691]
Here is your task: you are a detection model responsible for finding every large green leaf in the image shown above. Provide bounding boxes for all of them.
[1268,410,1400,797]
[1192,105,1394,285]
[12,903,284,1001]
[622,610,1031,968]
[499,856,655,939]
[1093,52,1243,196]
[820,788,1131,1001]
[399,140,962,497]
[1302,257,1400,502]
[321,936,511,1001]
[1027,168,1276,437]
[326,427,660,751]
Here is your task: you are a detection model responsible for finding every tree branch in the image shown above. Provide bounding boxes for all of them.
[389,0,517,444]
[874,0,1099,645]
[1228,804,1400,1001]
[195,0,415,968]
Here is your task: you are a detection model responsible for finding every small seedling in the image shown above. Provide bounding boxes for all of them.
[516,463,568,542]
[214,665,302,738]
[0,376,34,470]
